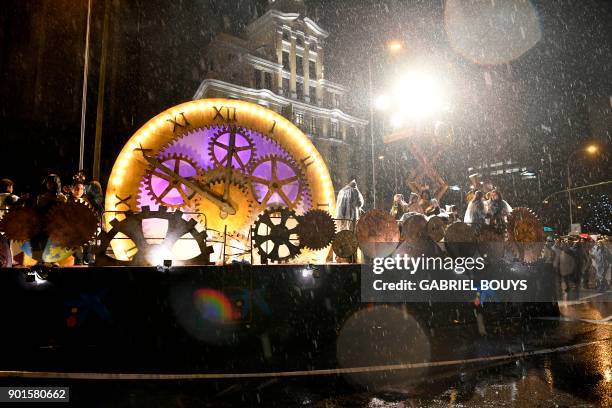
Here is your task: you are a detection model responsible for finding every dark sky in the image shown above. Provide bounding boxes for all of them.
[1,0,610,225]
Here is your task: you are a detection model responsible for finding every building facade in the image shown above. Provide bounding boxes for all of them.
[193,0,368,192]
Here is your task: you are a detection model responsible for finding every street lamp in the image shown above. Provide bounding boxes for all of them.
[387,40,403,53]
[586,144,598,154]
[368,39,404,209]
[566,144,599,229]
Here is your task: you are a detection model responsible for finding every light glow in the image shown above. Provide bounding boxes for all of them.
[375,95,390,110]
[387,40,403,53]
[586,144,598,154]
[392,70,447,121]
[390,115,405,129]
[145,245,174,267]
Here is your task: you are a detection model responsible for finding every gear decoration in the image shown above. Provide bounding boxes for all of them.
[145,153,202,209]
[46,201,99,248]
[193,169,256,234]
[224,231,252,262]
[157,140,209,170]
[249,154,305,210]
[400,213,428,243]
[444,221,477,257]
[0,206,42,241]
[107,100,336,264]
[506,207,544,262]
[426,216,447,242]
[507,208,543,243]
[209,126,256,171]
[477,225,505,259]
[295,209,336,250]
[94,206,213,266]
[332,230,359,259]
[252,207,302,263]
[204,229,253,264]
[356,209,400,258]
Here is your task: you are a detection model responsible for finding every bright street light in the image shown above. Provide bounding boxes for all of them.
[392,70,447,121]
[368,40,405,208]
[586,144,599,154]
[387,40,403,53]
[375,95,390,110]
[566,143,602,229]
[390,115,404,129]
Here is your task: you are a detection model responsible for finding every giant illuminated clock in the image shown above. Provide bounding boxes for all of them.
[105,99,335,262]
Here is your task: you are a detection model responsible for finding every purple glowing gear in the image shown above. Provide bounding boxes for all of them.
[209,126,256,171]
[248,154,305,210]
[158,141,212,171]
[144,153,202,209]
[243,127,287,157]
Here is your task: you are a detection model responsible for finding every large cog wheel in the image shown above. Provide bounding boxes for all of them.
[47,200,99,248]
[209,125,256,171]
[0,206,42,241]
[94,205,213,266]
[506,207,544,262]
[248,154,306,210]
[296,209,336,250]
[193,170,255,234]
[144,153,202,209]
[332,230,359,259]
[252,207,302,263]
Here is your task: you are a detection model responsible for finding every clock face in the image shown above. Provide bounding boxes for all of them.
[105,99,335,263]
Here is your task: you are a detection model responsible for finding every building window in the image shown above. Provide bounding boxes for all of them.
[309,61,316,79]
[296,56,303,76]
[254,69,262,88]
[296,82,304,100]
[296,35,303,47]
[330,121,339,139]
[282,78,289,95]
[309,117,318,135]
[264,72,273,90]
[309,86,317,104]
[282,30,290,42]
[282,51,290,70]
[293,112,305,129]
[327,93,336,109]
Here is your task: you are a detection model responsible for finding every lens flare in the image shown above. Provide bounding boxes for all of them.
[193,288,238,323]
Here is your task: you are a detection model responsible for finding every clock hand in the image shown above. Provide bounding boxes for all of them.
[141,152,237,215]
[222,129,237,202]
[215,129,240,220]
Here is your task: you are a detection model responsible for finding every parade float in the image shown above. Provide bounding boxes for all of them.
[0,99,557,381]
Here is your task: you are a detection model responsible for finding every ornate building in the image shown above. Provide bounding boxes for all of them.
[193,0,368,192]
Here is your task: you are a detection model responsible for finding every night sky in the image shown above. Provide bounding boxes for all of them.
[1,0,610,231]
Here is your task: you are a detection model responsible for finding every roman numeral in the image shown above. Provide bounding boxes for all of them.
[269,120,276,134]
[301,156,315,168]
[133,145,152,155]
[166,112,190,133]
[114,194,131,210]
[317,203,329,208]
[213,106,237,122]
